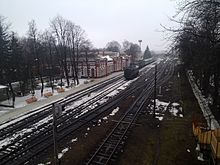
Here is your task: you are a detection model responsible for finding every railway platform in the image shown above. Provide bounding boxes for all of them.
[0,72,123,124]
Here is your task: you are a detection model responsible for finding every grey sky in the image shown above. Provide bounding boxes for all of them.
[0,0,177,51]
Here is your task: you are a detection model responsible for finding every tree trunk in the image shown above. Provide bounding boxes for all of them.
[28,64,35,96]
[69,48,76,86]
[75,45,79,85]
[63,47,70,87]
[86,51,90,78]
[213,69,219,111]
[8,82,15,108]
[40,76,44,97]
[202,69,210,97]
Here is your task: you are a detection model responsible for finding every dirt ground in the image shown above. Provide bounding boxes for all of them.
[117,65,207,165]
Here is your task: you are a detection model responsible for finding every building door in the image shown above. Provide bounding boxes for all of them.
[91,68,95,78]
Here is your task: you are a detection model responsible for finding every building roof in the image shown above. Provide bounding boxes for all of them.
[99,55,113,61]
[0,85,8,90]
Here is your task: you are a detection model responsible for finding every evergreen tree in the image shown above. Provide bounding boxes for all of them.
[0,16,10,84]
[143,46,152,59]
[10,33,27,96]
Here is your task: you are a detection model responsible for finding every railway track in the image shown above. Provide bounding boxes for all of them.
[86,60,174,165]
[0,61,158,165]
[0,58,166,165]
[0,74,124,139]
[0,78,130,164]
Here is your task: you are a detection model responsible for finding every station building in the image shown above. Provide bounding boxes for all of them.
[67,51,131,78]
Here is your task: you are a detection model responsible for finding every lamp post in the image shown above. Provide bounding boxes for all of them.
[138,40,142,51]
[138,40,142,59]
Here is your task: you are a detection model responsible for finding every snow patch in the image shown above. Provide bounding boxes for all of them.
[156,116,164,121]
[197,153,205,161]
[58,147,69,159]
[109,107,119,116]
[71,138,77,143]
[169,102,183,117]
[187,70,219,129]
[150,99,169,112]
[103,116,108,120]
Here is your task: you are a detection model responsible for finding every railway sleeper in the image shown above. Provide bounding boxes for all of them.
[106,139,119,144]
[104,141,118,147]
[97,152,111,158]
[95,155,109,162]
[102,144,115,151]
[91,160,106,165]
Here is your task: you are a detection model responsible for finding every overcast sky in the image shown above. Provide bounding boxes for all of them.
[0,0,177,52]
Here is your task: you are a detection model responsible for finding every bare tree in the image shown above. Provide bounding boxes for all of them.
[27,20,45,96]
[122,40,141,63]
[81,40,93,79]
[106,40,121,52]
[67,22,87,85]
[0,16,10,84]
[50,15,70,87]
[40,30,56,93]
[168,0,220,111]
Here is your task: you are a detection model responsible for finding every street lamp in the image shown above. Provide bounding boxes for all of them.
[138,40,142,51]
[138,40,142,60]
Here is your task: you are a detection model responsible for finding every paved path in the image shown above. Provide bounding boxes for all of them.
[0,72,123,124]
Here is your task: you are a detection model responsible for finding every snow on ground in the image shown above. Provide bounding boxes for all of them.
[100,107,120,123]
[0,78,132,149]
[38,161,51,165]
[109,107,120,116]
[0,110,8,116]
[0,72,140,155]
[38,137,78,165]
[0,115,52,149]
[187,70,219,129]
[58,147,69,159]
[169,102,183,117]
[149,99,183,121]
[153,99,169,121]
[156,116,164,121]
[65,79,133,115]
[149,99,170,113]
[103,116,108,120]
[0,79,88,111]
[0,103,54,130]
[71,137,77,143]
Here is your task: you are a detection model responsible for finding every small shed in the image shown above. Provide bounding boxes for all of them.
[0,85,9,102]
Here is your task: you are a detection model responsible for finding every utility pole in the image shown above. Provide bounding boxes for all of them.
[52,103,62,165]
[153,65,157,118]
